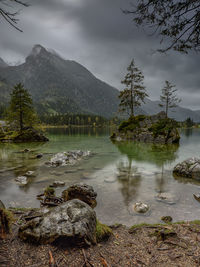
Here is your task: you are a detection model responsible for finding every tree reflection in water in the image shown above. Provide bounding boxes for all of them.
[113,141,179,205]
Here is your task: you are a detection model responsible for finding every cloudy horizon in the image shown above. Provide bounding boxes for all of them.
[0,0,199,110]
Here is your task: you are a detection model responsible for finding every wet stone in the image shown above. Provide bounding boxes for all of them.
[155,192,178,205]
[18,199,97,246]
[15,176,28,186]
[51,181,65,187]
[62,183,97,208]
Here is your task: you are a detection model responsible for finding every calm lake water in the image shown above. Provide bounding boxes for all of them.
[0,127,200,226]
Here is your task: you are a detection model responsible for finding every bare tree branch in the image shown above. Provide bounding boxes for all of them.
[123,0,200,53]
[0,0,29,32]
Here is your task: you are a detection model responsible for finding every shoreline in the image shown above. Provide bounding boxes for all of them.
[1,207,200,267]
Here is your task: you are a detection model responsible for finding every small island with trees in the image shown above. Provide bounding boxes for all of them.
[111,60,181,144]
[0,83,48,143]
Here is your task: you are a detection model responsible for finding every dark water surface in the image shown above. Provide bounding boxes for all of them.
[0,127,200,226]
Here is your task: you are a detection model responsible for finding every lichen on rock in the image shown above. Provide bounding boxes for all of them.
[18,199,97,246]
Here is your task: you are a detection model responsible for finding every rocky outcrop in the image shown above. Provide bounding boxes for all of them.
[0,127,49,143]
[62,183,97,208]
[46,150,91,166]
[18,199,97,246]
[173,157,200,180]
[111,112,180,144]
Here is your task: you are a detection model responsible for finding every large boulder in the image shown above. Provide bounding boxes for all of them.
[173,157,200,180]
[47,150,91,166]
[111,112,180,144]
[18,199,97,246]
[62,183,97,208]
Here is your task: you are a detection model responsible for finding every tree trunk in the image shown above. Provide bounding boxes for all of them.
[130,70,134,117]
[20,111,23,131]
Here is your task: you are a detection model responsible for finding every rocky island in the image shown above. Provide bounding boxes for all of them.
[0,126,49,143]
[111,112,180,144]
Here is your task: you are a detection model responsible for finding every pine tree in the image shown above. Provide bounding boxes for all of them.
[6,83,37,131]
[159,81,181,118]
[119,59,148,117]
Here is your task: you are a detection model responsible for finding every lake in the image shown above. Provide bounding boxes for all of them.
[0,127,200,226]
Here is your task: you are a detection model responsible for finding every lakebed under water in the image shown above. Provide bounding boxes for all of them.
[0,127,200,226]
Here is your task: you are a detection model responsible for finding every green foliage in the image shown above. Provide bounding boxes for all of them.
[6,83,38,131]
[39,113,119,127]
[185,117,194,128]
[0,104,6,119]
[119,59,148,116]
[96,219,113,242]
[118,115,146,132]
[148,118,178,138]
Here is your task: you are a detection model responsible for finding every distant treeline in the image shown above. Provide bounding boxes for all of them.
[39,113,120,126]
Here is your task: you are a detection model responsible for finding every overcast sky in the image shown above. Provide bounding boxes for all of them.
[0,0,199,110]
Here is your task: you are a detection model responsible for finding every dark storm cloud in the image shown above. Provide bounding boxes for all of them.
[0,0,199,109]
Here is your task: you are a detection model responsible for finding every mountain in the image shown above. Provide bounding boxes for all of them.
[141,98,200,122]
[0,44,199,121]
[0,45,119,117]
[0,58,8,68]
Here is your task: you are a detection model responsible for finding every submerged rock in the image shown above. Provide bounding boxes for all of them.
[25,171,35,176]
[51,180,65,187]
[111,112,180,144]
[161,216,173,223]
[62,183,97,208]
[173,157,200,180]
[18,199,97,246]
[36,153,43,159]
[47,150,91,167]
[15,176,28,185]
[155,192,178,205]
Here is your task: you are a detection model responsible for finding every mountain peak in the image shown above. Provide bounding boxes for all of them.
[30,44,47,57]
[0,57,8,68]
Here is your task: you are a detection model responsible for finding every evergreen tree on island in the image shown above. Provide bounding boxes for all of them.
[159,81,181,118]
[6,83,37,131]
[119,59,148,117]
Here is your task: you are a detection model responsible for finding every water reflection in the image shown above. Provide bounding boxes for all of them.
[1,127,200,225]
[47,126,112,136]
[116,159,142,205]
[113,141,180,208]
[183,128,193,138]
[112,141,179,167]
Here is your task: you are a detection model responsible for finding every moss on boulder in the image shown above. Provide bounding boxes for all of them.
[96,219,112,242]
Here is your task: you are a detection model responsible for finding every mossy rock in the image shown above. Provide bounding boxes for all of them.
[0,127,49,143]
[44,187,55,197]
[152,228,177,241]
[118,115,146,133]
[96,219,112,242]
[0,208,15,238]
